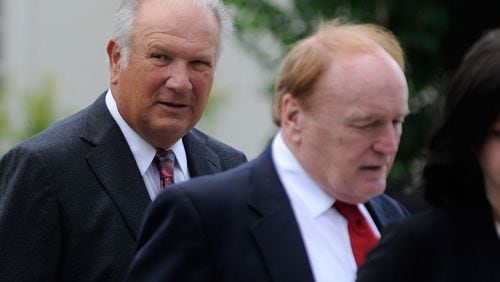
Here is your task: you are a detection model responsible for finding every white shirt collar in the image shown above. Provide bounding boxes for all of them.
[272,132,334,218]
[104,90,188,178]
[170,140,189,180]
[271,132,377,231]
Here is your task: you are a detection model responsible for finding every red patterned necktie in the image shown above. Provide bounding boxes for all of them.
[154,149,175,190]
[334,201,379,267]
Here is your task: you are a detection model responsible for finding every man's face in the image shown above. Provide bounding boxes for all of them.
[288,50,409,204]
[108,0,220,149]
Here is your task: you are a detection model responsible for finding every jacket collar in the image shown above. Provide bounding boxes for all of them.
[81,93,150,241]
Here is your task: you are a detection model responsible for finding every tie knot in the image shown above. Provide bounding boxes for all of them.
[156,149,175,163]
[334,201,363,222]
[154,149,175,189]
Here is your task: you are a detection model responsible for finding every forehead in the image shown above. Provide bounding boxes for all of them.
[133,0,220,48]
[312,50,409,116]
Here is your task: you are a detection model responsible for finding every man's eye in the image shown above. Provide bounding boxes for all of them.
[393,119,404,127]
[191,60,211,71]
[152,54,169,61]
[352,123,373,130]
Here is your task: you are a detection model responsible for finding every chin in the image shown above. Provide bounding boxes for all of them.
[154,119,188,133]
[360,184,386,199]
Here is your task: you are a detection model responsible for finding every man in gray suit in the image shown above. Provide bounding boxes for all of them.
[0,0,246,281]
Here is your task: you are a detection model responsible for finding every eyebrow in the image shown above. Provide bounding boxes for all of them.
[345,108,410,123]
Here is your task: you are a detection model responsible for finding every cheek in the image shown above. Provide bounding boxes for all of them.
[486,151,500,174]
[311,129,351,168]
[142,68,167,89]
[334,130,369,155]
[480,142,500,177]
[192,73,213,100]
[195,71,213,89]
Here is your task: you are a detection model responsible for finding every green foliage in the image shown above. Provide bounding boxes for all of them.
[0,82,8,137]
[0,76,56,154]
[21,76,56,139]
[225,0,500,187]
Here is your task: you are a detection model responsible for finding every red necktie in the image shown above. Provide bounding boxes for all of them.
[154,149,175,190]
[334,201,379,267]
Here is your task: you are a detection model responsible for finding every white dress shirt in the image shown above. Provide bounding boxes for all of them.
[105,90,190,200]
[271,133,380,282]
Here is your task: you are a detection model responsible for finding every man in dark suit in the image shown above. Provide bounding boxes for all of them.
[356,27,500,282]
[0,0,246,281]
[126,19,410,282]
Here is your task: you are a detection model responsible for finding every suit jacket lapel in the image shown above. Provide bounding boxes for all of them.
[81,94,150,240]
[248,148,315,282]
[183,130,221,177]
[365,200,386,231]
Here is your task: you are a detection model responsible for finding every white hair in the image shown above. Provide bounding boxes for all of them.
[111,0,233,65]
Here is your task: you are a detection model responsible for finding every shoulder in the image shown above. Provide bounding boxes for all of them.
[188,128,243,154]
[367,194,410,226]
[144,162,255,240]
[160,161,254,205]
[5,114,83,162]
[152,149,275,214]
[186,128,248,165]
[369,193,407,211]
[1,95,112,174]
[6,109,91,162]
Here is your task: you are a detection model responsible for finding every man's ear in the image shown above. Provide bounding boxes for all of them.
[280,93,303,145]
[107,39,122,85]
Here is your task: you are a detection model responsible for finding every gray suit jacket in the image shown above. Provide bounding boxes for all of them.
[0,93,247,282]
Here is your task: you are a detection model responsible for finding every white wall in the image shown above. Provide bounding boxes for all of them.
[3,0,118,131]
[2,0,276,159]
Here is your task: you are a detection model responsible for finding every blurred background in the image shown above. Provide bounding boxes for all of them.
[1,0,499,212]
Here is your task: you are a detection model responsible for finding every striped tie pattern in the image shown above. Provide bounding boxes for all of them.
[154,149,175,190]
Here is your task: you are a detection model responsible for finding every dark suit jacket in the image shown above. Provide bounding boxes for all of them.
[356,198,500,282]
[126,146,409,282]
[0,93,247,282]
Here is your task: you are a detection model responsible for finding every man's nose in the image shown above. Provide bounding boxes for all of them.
[165,62,193,93]
[373,124,400,155]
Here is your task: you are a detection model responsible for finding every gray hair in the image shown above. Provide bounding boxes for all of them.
[111,0,233,65]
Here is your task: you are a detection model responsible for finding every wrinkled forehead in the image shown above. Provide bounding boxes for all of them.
[133,0,221,43]
[135,0,221,33]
